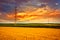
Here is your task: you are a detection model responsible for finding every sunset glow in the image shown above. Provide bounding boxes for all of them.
[0,0,60,23]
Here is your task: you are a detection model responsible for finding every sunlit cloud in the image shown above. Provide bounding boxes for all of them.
[0,0,60,23]
[0,5,59,23]
[6,14,15,19]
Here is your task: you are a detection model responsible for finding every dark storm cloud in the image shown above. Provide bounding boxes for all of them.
[0,0,29,12]
[0,0,15,12]
[0,0,47,13]
[0,0,60,13]
[37,0,60,9]
[0,3,14,12]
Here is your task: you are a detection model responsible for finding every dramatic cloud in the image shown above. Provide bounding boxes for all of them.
[0,0,60,23]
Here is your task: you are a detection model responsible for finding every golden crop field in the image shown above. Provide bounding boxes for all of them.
[0,27,60,40]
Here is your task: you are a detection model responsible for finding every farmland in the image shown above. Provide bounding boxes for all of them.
[0,27,60,40]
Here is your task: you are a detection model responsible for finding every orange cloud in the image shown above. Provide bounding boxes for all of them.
[16,6,51,21]
[6,14,15,19]
[4,6,60,23]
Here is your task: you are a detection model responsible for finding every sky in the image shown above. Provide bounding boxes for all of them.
[0,0,60,23]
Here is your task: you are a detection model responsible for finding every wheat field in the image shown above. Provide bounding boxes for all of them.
[0,27,60,40]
